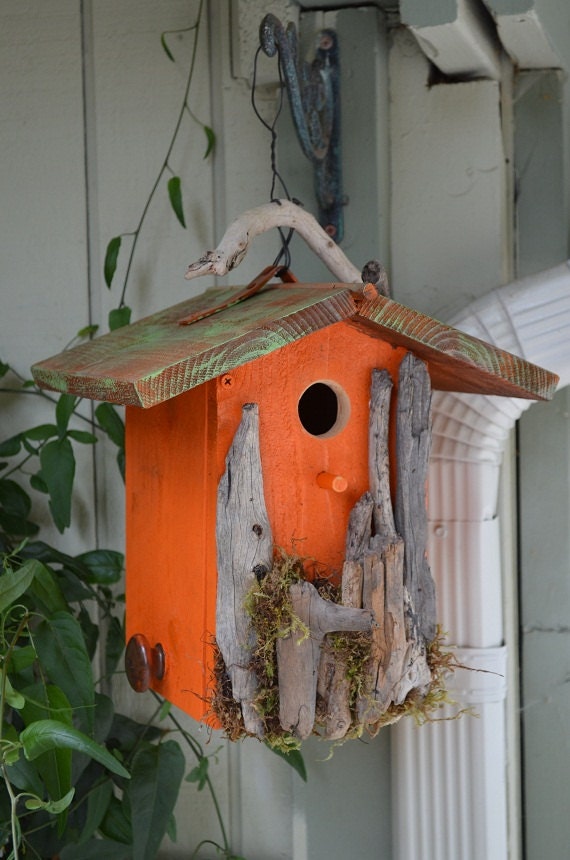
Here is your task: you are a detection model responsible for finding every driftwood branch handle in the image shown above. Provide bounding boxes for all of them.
[216,403,272,737]
[185,200,363,285]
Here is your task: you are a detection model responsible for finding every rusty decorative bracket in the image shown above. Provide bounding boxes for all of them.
[260,14,344,243]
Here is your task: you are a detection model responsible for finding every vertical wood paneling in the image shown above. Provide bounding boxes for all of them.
[0,2,96,554]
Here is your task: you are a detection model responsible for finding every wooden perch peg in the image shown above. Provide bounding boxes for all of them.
[184,200,389,295]
[277,581,375,740]
[216,403,272,738]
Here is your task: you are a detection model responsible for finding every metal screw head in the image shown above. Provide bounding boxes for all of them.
[125,634,165,692]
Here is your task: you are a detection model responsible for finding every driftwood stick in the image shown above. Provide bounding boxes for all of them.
[357,539,408,723]
[394,354,437,643]
[216,404,272,737]
[369,370,397,542]
[185,200,362,285]
[318,493,374,739]
[278,581,375,740]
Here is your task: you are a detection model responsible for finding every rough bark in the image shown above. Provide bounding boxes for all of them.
[277,580,375,740]
[216,403,272,737]
[318,494,373,739]
[185,199,362,286]
[395,353,437,643]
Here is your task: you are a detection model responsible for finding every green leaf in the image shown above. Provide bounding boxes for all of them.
[0,435,22,457]
[108,305,131,331]
[104,236,122,288]
[0,360,10,379]
[24,787,75,813]
[4,675,25,709]
[167,176,186,228]
[20,720,130,779]
[166,811,177,842]
[157,699,171,722]
[56,393,78,435]
[161,32,175,61]
[0,561,35,613]
[20,683,73,830]
[23,423,58,442]
[33,611,95,735]
[267,745,307,782]
[93,693,115,745]
[77,324,99,339]
[203,125,216,159]
[0,510,38,537]
[0,478,31,519]
[95,403,124,449]
[130,740,185,860]
[78,605,99,660]
[106,714,162,754]
[67,429,98,444]
[100,792,132,843]
[185,755,208,791]
[29,560,68,614]
[39,436,75,532]
[30,472,48,493]
[8,644,36,675]
[78,779,113,845]
[77,549,124,585]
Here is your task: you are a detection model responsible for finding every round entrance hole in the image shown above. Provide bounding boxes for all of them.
[297,381,350,437]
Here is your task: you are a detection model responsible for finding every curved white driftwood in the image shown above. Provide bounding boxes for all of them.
[185,199,373,287]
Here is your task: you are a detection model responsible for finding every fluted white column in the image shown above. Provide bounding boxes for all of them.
[393,262,570,860]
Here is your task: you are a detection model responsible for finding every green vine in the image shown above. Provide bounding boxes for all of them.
[103,0,215,323]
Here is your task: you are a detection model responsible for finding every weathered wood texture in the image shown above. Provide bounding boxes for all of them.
[32,285,557,407]
[322,361,434,734]
[277,580,375,740]
[184,199,362,285]
[216,403,272,737]
[318,494,373,739]
[395,353,437,643]
[353,297,557,400]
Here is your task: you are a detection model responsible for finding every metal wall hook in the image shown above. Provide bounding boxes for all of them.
[260,14,344,243]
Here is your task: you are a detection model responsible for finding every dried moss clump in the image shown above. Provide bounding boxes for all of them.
[211,552,465,746]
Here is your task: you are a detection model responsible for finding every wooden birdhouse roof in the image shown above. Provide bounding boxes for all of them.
[32,282,558,408]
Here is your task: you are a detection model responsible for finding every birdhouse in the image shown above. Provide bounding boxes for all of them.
[31,231,557,742]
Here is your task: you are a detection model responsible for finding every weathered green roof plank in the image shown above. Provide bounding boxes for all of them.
[31,282,559,408]
[354,295,559,401]
[32,285,357,408]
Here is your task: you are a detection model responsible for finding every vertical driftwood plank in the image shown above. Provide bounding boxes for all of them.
[318,493,374,739]
[369,369,397,542]
[395,353,437,643]
[216,403,272,737]
[277,581,375,740]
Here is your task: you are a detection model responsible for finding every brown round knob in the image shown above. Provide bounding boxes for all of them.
[125,634,165,692]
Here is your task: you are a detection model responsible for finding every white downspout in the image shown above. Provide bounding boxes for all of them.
[393,261,570,859]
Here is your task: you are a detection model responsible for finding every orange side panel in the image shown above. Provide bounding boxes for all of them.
[125,382,218,722]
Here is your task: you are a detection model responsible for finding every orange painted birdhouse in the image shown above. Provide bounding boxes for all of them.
[32,270,557,727]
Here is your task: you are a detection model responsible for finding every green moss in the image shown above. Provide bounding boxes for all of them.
[211,552,465,746]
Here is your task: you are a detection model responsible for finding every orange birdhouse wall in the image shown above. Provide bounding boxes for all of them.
[125,322,407,721]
